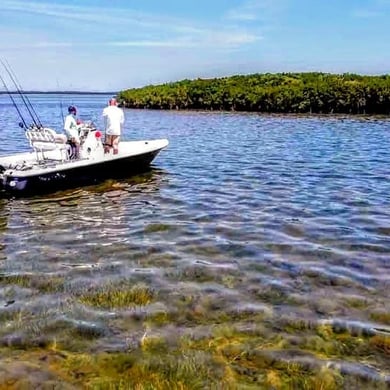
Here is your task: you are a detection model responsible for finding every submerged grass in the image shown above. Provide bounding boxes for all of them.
[55,350,220,389]
[165,265,244,287]
[0,266,389,388]
[0,274,65,293]
[78,283,154,309]
[370,335,390,355]
[370,311,390,326]
[144,223,172,233]
[146,292,270,329]
[0,320,389,389]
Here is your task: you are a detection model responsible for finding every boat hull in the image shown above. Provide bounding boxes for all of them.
[0,147,163,196]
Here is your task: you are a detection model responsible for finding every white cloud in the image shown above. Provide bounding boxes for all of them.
[106,40,190,48]
[0,1,266,90]
[209,32,262,46]
[224,0,286,22]
[0,32,262,51]
[376,0,390,5]
[352,0,390,18]
[225,11,258,21]
[0,1,137,25]
[0,1,237,38]
[0,0,263,52]
[30,42,75,48]
[352,9,380,18]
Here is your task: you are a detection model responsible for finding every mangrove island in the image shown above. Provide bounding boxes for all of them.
[118,72,390,115]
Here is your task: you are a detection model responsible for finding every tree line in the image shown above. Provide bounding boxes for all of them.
[118,72,390,115]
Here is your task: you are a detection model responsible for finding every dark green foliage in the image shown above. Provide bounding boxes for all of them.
[118,72,390,114]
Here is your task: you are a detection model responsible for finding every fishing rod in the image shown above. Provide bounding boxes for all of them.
[1,59,42,128]
[60,97,65,124]
[57,79,65,124]
[2,59,42,128]
[0,73,28,129]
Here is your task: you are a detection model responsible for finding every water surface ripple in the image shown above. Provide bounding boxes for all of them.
[0,95,389,386]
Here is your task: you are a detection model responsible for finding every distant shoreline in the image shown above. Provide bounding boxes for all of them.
[0,91,117,95]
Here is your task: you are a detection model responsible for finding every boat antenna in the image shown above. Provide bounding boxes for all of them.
[0,59,43,128]
[0,73,28,129]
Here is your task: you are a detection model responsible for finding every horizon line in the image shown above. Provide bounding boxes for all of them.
[0,91,119,95]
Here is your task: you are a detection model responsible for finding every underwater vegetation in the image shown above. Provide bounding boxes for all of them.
[2,76,390,390]
[0,263,389,389]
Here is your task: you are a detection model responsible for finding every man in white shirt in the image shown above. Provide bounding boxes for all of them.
[64,105,80,158]
[102,98,124,155]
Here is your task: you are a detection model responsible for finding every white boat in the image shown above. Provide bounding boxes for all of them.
[0,62,169,195]
[0,122,169,195]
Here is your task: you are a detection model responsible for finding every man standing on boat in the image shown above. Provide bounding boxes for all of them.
[102,98,124,155]
[64,105,80,159]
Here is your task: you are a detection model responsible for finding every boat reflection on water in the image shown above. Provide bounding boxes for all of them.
[0,167,169,272]
[6,166,167,206]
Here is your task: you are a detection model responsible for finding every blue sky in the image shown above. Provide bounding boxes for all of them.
[0,0,389,91]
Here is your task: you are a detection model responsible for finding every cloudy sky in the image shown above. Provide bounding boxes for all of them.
[0,0,389,91]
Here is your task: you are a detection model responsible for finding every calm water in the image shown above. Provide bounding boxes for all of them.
[0,94,390,386]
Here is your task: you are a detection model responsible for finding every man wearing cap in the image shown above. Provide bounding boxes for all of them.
[102,98,124,155]
[64,105,80,159]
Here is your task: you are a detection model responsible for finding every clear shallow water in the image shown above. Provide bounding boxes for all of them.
[0,94,390,386]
